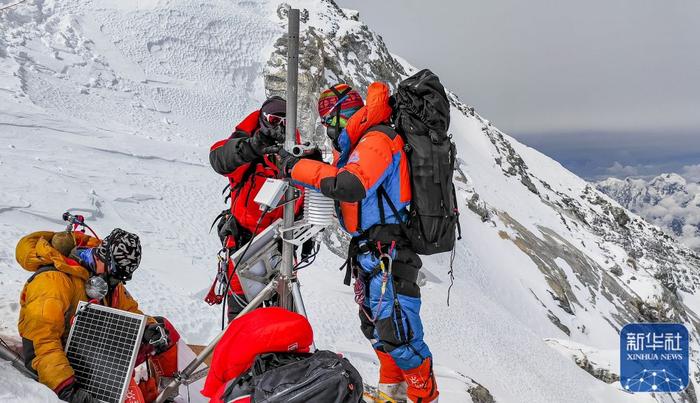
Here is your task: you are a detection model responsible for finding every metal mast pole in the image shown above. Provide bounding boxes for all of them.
[279,8,300,311]
[154,10,304,403]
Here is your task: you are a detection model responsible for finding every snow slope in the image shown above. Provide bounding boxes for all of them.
[0,361,57,402]
[2,1,700,402]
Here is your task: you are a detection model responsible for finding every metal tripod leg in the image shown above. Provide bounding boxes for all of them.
[290,277,316,351]
[290,279,307,318]
[155,271,313,402]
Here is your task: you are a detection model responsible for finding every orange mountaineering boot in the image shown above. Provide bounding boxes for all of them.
[402,357,438,403]
[376,349,407,401]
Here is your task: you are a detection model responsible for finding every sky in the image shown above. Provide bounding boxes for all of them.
[338,0,700,181]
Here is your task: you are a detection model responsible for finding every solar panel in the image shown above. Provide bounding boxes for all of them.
[65,301,146,403]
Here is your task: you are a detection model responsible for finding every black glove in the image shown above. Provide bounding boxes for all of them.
[305,147,323,162]
[213,210,237,246]
[250,125,285,156]
[277,148,300,177]
[142,322,170,354]
[57,382,98,403]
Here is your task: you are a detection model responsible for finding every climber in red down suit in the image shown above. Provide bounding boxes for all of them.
[208,97,304,320]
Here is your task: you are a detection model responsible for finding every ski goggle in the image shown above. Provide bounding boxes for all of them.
[323,115,348,130]
[262,112,286,127]
[321,95,349,127]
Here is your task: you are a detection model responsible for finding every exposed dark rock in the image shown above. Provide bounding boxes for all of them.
[467,193,491,222]
[341,8,360,21]
[610,265,623,276]
[580,185,700,294]
[520,174,539,195]
[611,206,630,228]
[632,296,675,323]
[683,380,698,403]
[655,267,678,293]
[574,354,619,384]
[321,227,350,260]
[597,174,700,254]
[547,311,571,336]
[266,3,404,144]
[468,383,496,403]
[496,211,692,331]
[498,212,602,317]
[547,289,574,315]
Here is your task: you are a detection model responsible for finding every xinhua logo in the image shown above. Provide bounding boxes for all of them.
[620,323,689,392]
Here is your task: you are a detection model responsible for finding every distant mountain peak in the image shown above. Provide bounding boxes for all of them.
[597,173,700,251]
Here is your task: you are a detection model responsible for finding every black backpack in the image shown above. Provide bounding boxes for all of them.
[221,350,363,403]
[380,69,460,255]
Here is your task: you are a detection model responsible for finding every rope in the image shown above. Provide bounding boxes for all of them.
[446,246,456,306]
[358,251,393,323]
[0,0,29,12]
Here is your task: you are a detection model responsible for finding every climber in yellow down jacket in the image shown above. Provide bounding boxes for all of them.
[16,229,179,403]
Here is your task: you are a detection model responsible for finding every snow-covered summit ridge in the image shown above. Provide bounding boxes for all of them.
[1,0,700,402]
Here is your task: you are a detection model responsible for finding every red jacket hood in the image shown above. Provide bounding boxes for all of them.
[235,110,261,134]
[233,109,302,142]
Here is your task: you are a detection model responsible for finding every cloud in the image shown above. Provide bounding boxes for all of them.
[605,162,640,177]
[682,164,700,182]
[340,0,700,135]
[514,130,700,181]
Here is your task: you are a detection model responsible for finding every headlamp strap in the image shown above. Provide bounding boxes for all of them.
[330,85,351,99]
[327,85,353,121]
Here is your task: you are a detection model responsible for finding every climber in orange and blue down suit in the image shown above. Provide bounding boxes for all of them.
[277,82,439,402]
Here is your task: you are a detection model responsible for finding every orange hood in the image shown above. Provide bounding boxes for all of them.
[344,82,393,149]
[16,231,99,280]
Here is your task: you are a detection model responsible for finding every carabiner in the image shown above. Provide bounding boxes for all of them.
[378,251,393,295]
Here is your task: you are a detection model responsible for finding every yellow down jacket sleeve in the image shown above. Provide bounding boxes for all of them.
[19,270,75,391]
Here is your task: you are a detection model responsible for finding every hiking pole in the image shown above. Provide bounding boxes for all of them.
[279,8,300,312]
[155,277,279,403]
